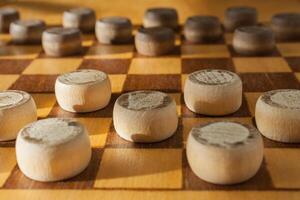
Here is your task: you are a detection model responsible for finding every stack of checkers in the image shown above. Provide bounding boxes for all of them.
[0,4,300,198]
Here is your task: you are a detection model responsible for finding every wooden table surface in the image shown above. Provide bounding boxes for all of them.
[1,0,300,199]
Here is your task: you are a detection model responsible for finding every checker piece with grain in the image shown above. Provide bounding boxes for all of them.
[42,27,82,57]
[135,27,175,56]
[96,16,132,44]
[16,118,91,182]
[271,12,300,40]
[233,26,275,56]
[187,121,263,185]
[256,89,300,143]
[224,6,257,32]
[0,90,37,141]
[55,69,111,113]
[184,69,242,116]
[184,15,223,43]
[63,7,96,33]
[113,90,178,143]
[10,19,46,44]
[0,7,19,33]
[143,7,178,30]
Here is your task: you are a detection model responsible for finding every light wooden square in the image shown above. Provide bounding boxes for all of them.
[244,92,262,116]
[0,45,41,59]
[85,45,134,59]
[108,75,126,93]
[31,93,57,118]
[76,118,112,148]
[277,43,300,57]
[0,148,16,187]
[128,58,181,74]
[169,93,181,116]
[294,73,300,82]
[0,75,19,90]
[234,57,291,73]
[265,148,300,188]
[23,58,82,75]
[181,74,187,91]
[94,148,182,189]
[182,117,253,146]
[181,44,230,58]
[225,33,233,44]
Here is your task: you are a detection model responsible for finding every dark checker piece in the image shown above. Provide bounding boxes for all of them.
[0,7,19,33]
[224,6,257,32]
[233,26,275,56]
[271,12,300,41]
[143,7,178,30]
[184,15,223,43]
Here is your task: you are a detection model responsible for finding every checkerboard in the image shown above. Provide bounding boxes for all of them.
[1,20,300,199]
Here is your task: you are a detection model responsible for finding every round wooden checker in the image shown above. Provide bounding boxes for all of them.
[42,27,82,57]
[0,7,19,33]
[10,19,46,44]
[95,16,132,44]
[63,7,96,33]
[135,27,175,56]
[113,90,178,143]
[143,7,178,29]
[184,69,242,115]
[16,118,91,182]
[224,6,257,32]
[233,26,275,55]
[187,121,263,184]
[271,12,300,40]
[0,90,37,141]
[256,89,300,143]
[184,15,223,43]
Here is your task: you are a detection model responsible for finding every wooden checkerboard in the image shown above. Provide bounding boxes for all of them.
[1,1,300,199]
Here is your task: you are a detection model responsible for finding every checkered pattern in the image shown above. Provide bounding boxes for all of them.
[1,24,300,194]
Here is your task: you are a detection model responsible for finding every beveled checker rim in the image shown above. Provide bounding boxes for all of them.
[97,16,132,27]
[116,90,173,111]
[191,121,258,148]
[44,27,80,36]
[0,7,18,15]
[226,6,257,16]
[136,27,174,41]
[66,7,94,16]
[188,69,238,86]
[185,15,220,28]
[12,19,46,28]
[19,118,84,146]
[271,12,300,26]
[57,69,108,85]
[145,7,178,18]
[0,90,31,110]
[260,89,300,110]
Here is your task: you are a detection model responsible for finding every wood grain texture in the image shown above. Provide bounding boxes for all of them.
[0,0,300,198]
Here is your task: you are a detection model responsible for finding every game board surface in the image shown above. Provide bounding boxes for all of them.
[1,0,300,199]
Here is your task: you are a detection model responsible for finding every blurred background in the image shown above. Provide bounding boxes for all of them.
[1,0,300,25]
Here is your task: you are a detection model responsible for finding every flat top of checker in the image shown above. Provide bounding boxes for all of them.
[13,19,45,27]
[0,7,18,15]
[189,69,237,85]
[1,0,300,198]
[136,27,174,41]
[145,7,178,17]
[99,16,131,25]
[117,90,172,111]
[57,69,107,85]
[66,7,94,15]
[0,90,30,110]
[185,15,220,28]
[261,89,300,109]
[20,118,83,146]
[191,122,255,148]
[44,27,80,36]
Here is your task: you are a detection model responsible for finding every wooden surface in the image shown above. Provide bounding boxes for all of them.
[1,0,300,199]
